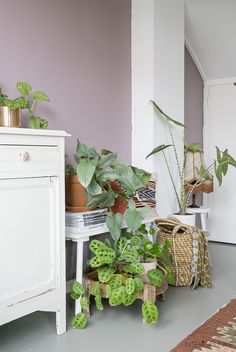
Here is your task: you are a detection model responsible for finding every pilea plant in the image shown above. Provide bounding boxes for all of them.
[74,140,151,239]
[125,224,175,285]
[0,82,50,128]
[70,235,169,329]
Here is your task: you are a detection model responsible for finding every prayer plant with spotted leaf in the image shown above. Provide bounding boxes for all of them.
[70,225,173,329]
[146,100,236,215]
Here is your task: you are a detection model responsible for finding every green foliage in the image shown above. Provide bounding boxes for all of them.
[125,200,151,232]
[73,139,151,240]
[71,313,88,329]
[109,286,125,306]
[108,275,123,289]
[106,212,123,241]
[142,301,159,324]
[125,278,135,295]
[122,292,137,306]
[147,269,165,287]
[95,295,104,311]
[123,262,144,275]
[90,282,100,296]
[80,297,89,309]
[71,281,84,300]
[119,248,138,262]
[0,82,50,129]
[97,266,116,283]
[146,144,173,159]
[134,278,144,293]
[105,284,112,298]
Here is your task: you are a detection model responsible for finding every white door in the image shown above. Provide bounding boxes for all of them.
[0,177,57,307]
[205,82,236,243]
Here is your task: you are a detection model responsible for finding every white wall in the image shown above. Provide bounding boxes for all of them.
[132,0,185,217]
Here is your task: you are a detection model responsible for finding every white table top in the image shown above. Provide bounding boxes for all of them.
[187,206,210,214]
[66,208,158,241]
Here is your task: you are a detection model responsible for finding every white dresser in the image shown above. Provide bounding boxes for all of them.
[0,127,69,335]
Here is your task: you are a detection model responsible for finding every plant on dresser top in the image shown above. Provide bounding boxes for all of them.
[0,82,49,128]
[70,228,173,329]
[66,139,152,240]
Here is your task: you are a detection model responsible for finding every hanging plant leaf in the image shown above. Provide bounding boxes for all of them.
[97,266,116,283]
[76,159,97,188]
[106,212,123,241]
[71,312,88,329]
[142,301,159,324]
[87,179,102,196]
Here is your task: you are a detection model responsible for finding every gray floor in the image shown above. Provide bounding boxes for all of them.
[0,242,235,352]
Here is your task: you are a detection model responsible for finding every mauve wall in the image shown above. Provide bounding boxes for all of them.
[0,0,131,164]
[184,46,204,209]
[184,46,203,147]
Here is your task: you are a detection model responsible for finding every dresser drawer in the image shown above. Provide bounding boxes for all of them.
[0,145,58,178]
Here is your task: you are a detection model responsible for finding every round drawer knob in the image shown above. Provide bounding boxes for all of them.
[20,151,30,161]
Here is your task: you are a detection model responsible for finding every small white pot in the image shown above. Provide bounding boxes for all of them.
[172,213,196,227]
[139,261,157,283]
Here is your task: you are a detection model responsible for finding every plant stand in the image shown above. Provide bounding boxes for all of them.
[83,272,168,317]
[186,206,210,231]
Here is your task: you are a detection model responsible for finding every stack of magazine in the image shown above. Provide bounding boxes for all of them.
[65,208,108,232]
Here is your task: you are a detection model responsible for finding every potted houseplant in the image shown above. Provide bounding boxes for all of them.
[147,100,236,225]
[70,235,171,329]
[0,82,49,128]
[125,224,174,285]
[69,139,152,240]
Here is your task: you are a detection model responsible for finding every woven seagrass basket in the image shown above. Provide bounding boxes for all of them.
[156,218,194,287]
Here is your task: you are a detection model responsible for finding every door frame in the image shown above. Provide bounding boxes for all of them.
[203,77,236,240]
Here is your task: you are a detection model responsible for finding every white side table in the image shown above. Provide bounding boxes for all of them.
[187,206,210,231]
[66,209,157,315]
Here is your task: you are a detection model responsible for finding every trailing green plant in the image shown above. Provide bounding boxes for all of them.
[0,82,50,128]
[71,235,169,329]
[146,100,236,214]
[73,139,151,239]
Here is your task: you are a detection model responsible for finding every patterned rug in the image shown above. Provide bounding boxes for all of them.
[171,299,236,351]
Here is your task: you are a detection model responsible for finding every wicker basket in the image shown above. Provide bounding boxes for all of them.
[156,218,212,289]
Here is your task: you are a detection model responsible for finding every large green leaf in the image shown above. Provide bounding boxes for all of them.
[87,179,102,196]
[87,192,116,208]
[116,164,143,194]
[33,91,50,102]
[125,200,147,232]
[98,152,117,168]
[76,159,96,188]
[150,100,186,127]
[95,169,119,183]
[146,144,172,159]
[106,212,123,240]
[131,166,151,186]
[16,82,32,95]
[76,139,98,160]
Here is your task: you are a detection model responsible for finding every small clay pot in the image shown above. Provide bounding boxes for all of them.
[65,175,89,210]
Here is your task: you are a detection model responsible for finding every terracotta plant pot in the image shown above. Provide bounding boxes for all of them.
[65,175,90,211]
[109,181,128,215]
[139,261,157,283]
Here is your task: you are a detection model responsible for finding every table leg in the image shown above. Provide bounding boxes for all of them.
[75,240,84,315]
[201,213,207,231]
